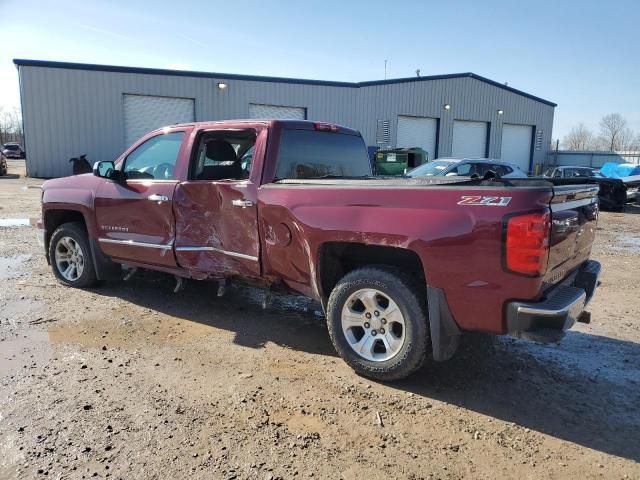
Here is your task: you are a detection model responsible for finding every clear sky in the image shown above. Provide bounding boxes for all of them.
[1,0,638,140]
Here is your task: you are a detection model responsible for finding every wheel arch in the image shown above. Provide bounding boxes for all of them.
[44,207,119,280]
[317,242,427,307]
[43,208,88,261]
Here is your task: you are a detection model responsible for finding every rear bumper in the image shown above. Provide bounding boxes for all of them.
[506,260,600,342]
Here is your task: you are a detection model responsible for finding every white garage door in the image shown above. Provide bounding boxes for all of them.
[249,104,306,120]
[123,94,194,147]
[452,120,488,158]
[396,116,438,159]
[501,124,533,171]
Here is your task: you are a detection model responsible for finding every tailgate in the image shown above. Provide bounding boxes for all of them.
[544,184,599,286]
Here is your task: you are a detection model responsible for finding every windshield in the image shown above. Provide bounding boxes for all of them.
[407,160,455,177]
[4,144,19,150]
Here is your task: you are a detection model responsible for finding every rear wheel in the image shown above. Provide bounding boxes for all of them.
[326,267,430,381]
[49,222,98,288]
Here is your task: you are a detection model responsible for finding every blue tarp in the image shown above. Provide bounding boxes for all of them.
[600,162,640,178]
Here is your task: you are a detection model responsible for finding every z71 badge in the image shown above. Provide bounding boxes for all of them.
[457,196,512,206]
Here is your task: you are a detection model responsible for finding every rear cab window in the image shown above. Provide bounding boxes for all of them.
[275,129,372,180]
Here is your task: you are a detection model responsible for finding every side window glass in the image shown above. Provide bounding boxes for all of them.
[191,130,256,181]
[489,164,504,176]
[479,163,493,175]
[124,132,184,180]
[553,169,562,178]
[239,146,255,179]
[454,163,472,175]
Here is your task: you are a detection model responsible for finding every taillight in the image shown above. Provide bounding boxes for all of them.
[314,122,338,132]
[504,212,551,276]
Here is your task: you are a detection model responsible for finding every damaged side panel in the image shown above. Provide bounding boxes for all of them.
[173,182,261,278]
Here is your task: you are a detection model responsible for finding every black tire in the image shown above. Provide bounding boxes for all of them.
[326,267,430,381]
[48,222,98,288]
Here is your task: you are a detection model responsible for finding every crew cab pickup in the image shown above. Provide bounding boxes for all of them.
[39,120,601,381]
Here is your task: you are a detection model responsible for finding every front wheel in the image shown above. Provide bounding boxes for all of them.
[326,267,430,381]
[49,222,98,288]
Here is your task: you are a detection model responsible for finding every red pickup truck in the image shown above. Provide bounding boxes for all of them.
[39,120,601,381]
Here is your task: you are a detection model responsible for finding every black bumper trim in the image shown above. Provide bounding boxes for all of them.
[506,260,601,342]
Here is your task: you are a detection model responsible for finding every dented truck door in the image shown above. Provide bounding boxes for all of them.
[172,125,265,278]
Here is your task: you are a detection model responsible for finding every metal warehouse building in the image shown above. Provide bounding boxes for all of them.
[14,59,556,178]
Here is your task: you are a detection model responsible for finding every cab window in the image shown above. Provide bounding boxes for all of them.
[123,132,184,180]
[191,129,256,181]
[490,164,513,176]
[449,163,474,175]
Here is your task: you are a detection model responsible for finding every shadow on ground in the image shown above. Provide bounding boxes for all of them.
[92,271,640,463]
[392,332,640,462]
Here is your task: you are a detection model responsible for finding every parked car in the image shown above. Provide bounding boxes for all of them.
[407,158,527,178]
[0,152,7,176]
[542,166,627,211]
[37,120,601,381]
[2,142,25,159]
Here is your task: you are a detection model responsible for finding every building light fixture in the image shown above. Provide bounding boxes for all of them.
[217,82,228,90]
[497,109,504,115]
[443,104,451,110]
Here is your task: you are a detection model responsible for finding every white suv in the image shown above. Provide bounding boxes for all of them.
[407,158,527,178]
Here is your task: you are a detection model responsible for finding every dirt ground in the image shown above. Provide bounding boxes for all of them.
[0,159,638,480]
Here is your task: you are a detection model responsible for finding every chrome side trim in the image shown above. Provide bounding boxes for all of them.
[98,238,173,250]
[550,197,597,212]
[175,245,258,262]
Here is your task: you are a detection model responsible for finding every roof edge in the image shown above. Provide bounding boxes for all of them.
[13,59,557,107]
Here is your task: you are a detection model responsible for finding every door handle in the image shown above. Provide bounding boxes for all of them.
[148,194,169,202]
[232,199,254,208]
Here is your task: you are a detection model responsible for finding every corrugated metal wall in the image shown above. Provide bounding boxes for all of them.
[18,65,554,177]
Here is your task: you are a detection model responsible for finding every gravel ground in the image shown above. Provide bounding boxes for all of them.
[1,159,639,479]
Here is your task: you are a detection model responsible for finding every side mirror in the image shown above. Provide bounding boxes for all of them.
[93,161,124,182]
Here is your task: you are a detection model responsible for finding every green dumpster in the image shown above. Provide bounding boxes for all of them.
[375,147,428,176]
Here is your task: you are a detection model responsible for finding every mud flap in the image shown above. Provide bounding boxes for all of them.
[427,286,461,361]
[89,237,122,281]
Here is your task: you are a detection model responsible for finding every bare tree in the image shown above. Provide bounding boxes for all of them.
[599,113,634,151]
[0,106,23,145]
[562,123,594,150]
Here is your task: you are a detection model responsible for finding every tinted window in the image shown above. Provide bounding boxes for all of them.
[124,132,184,180]
[275,129,371,180]
[575,168,594,177]
[491,164,513,176]
[563,168,592,178]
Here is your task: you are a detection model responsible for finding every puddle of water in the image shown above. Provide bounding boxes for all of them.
[0,255,31,280]
[0,218,35,227]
